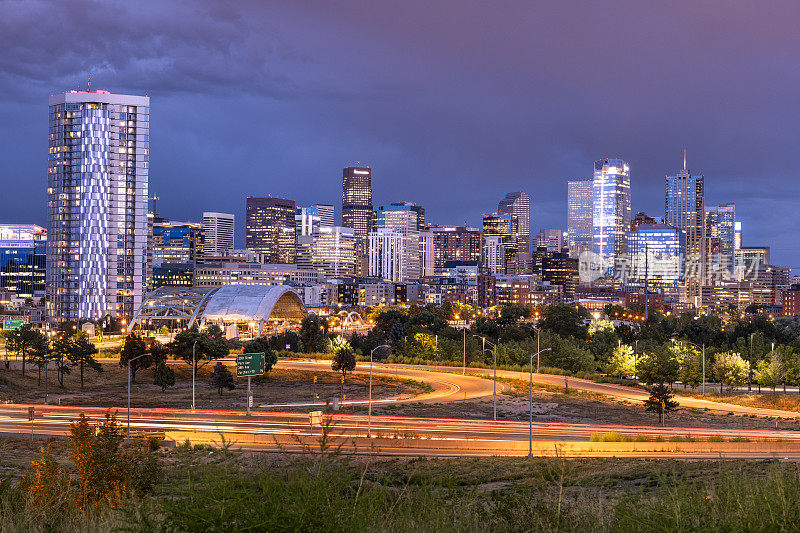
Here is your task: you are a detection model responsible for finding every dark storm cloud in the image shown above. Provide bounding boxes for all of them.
[1,0,800,266]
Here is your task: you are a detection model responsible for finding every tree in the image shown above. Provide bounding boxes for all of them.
[69,334,102,389]
[326,335,351,354]
[119,334,150,383]
[331,348,356,379]
[713,352,750,392]
[672,342,702,389]
[754,355,785,391]
[588,319,615,336]
[605,344,636,378]
[49,335,73,388]
[153,363,175,392]
[299,315,328,353]
[209,362,235,395]
[637,345,679,385]
[408,333,438,360]
[644,384,678,424]
[538,305,588,340]
[169,325,230,374]
[7,324,46,377]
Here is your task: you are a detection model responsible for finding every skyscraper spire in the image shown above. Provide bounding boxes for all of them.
[683,148,687,171]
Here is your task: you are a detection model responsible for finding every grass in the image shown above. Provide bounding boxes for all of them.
[679,390,800,414]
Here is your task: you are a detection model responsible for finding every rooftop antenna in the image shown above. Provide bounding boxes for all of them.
[683,148,687,171]
[87,75,92,92]
[149,194,160,215]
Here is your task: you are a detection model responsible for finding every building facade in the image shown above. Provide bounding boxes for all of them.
[705,203,735,277]
[342,166,373,275]
[483,213,518,267]
[498,191,530,254]
[0,225,46,298]
[152,220,202,266]
[245,196,296,263]
[592,158,631,272]
[47,90,150,321]
[430,225,482,272]
[567,180,593,259]
[376,204,421,280]
[627,223,687,290]
[482,235,505,275]
[536,228,562,252]
[368,228,405,282]
[202,212,235,257]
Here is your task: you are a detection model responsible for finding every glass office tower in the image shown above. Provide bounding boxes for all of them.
[47,89,150,321]
[592,158,631,272]
[705,203,735,276]
[567,180,592,259]
[498,191,530,254]
[0,225,46,298]
[342,166,373,275]
[245,197,297,263]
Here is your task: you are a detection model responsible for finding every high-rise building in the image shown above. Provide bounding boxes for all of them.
[389,202,425,230]
[482,235,505,275]
[419,229,435,277]
[47,89,150,321]
[245,197,296,263]
[566,180,593,259]
[430,225,482,272]
[316,204,335,228]
[705,203,735,277]
[498,191,530,254]
[296,204,335,236]
[368,228,404,282]
[665,157,704,257]
[342,166,373,275]
[0,225,46,298]
[734,221,742,251]
[592,158,631,272]
[736,246,770,281]
[152,221,202,266]
[313,226,356,278]
[627,224,686,288]
[536,229,562,252]
[630,212,656,231]
[376,204,421,280]
[483,213,518,267]
[202,212,235,257]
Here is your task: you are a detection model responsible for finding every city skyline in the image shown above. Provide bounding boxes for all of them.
[1,2,799,270]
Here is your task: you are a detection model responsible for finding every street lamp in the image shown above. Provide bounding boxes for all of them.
[192,340,198,411]
[368,344,391,437]
[127,352,150,436]
[529,348,551,457]
[474,335,498,421]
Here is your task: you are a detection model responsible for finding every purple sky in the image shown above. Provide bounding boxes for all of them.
[1,1,799,268]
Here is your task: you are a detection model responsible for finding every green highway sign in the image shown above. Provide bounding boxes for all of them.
[236,352,265,377]
[3,320,23,330]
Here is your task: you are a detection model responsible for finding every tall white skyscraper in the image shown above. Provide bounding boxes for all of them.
[47,89,150,321]
[482,235,505,274]
[419,229,435,277]
[368,228,404,282]
[567,180,593,258]
[202,212,235,256]
[592,158,631,272]
[498,191,531,254]
[376,205,421,280]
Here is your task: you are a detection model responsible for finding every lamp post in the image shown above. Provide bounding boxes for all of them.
[749,332,755,392]
[534,326,541,373]
[529,348,551,457]
[368,344,391,437]
[474,335,498,420]
[127,352,150,436]
[192,340,198,411]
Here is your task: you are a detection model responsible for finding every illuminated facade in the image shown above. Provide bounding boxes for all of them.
[536,228,562,252]
[705,203,735,276]
[295,204,334,236]
[665,165,704,256]
[498,191,530,253]
[567,180,592,259]
[368,228,404,282]
[0,225,46,298]
[342,166,373,275]
[312,226,357,278]
[627,224,686,287]
[482,235,505,275]
[419,230,435,277]
[47,90,149,321]
[483,213,518,267]
[430,225,482,272]
[592,158,631,271]
[376,204,421,280]
[202,212,234,256]
[245,196,296,263]
[152,220,202,266]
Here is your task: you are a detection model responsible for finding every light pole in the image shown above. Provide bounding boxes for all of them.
[368,344,391,437]
[534,326,541,373]
[474,335,498,420]
[192,340,198,411]
[749,332,755,392]
[127,352,150,437]
[529,348,551,457]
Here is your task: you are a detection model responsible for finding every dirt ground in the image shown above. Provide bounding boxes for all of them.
[0,362,432,410]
